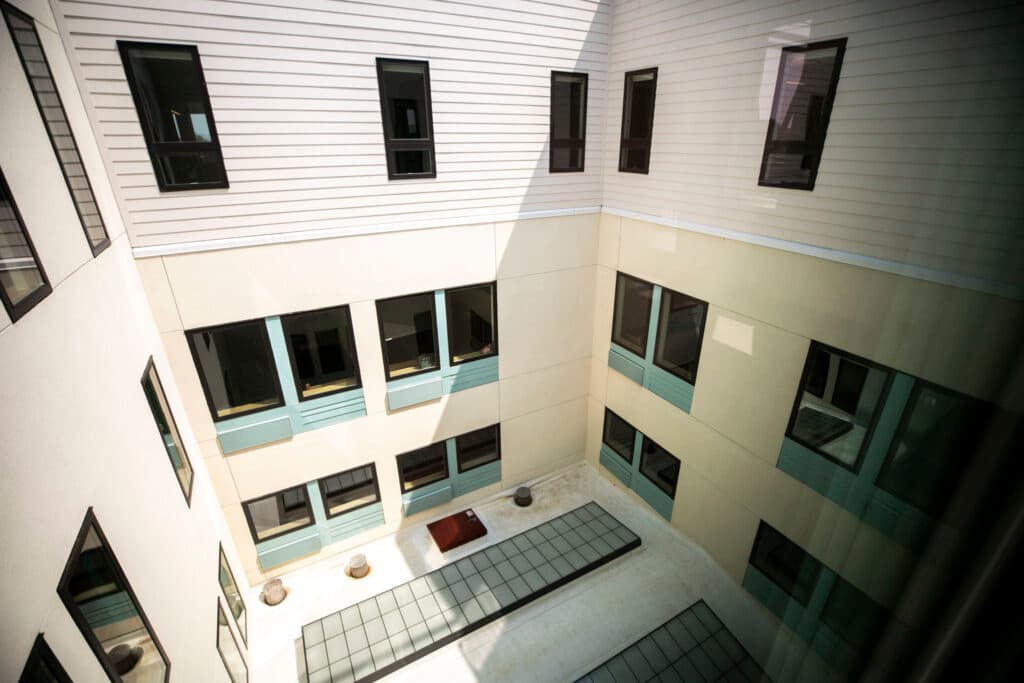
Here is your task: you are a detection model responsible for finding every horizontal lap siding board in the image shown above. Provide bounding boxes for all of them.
[57,0,611,248]
[601,0,1024,289]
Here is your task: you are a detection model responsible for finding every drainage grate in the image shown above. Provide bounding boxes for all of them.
[301,502,641,683]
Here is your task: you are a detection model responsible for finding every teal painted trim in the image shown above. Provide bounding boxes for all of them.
[599,446,632,486]
[324,502,385,544]
[632,473,674,521]
[453,460,501,497]
[643,286,663,359]
[402,481,454,515]
[743,565,810,631]
[295,389,367,429]
[387,374,444,410]
[644,363,694,413]
[444,355,498,394]
[435,290,452,374]
[862,488,935,552]
[217,412,293,454]
[608,344,645,384]
[266,316,300,404]
[164,435,183,469]
[78,592,137,629]
[777,437,857,505]
[255,526,322,570]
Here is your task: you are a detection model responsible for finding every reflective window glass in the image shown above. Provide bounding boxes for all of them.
[611,272,654,357]
[378,292,438,379]
[282,306,360,400]
[446,282,497,365]
[652,288,707,384]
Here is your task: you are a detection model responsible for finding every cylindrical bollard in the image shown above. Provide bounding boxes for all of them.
[348,553,370,578]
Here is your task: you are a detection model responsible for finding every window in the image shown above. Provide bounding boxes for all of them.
[217,546,246,644]
[281,306,360,400]
[216,602,247,683]
[550,71,588,172]
[243,485,314,543]
[0,168,50,322]
[396,442,448,492]
[18,634,72,683]
[611,272,654,356]
[318,464,380,517]
[618,67,658,173]
[652,288,708,384]
[446,282,497,365]
[749,522,822,606]
[602,409,636,464]
[187,320,284,421]
[118,42,227,191]
[377,291,439,380]
[57,510,170,682]
[4,6,109,254]
[456,424,501,473]
[638,436,680,498]
[820,577,889,654]
[759,38,847,190]
[141,359,193,503]
[376,59,435,179]
[786,343,891,470]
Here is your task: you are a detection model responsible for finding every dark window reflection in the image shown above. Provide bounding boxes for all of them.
[397,443,448,492]
[456,425,501,473]
[282,306,359,400]
[652,288,707,384]
[820,577,890,653]
[447,282,497,365]
[602,409,636,464]
[319,464,380,517]
[243,486,313,542]
[551,71,588,172]
[611,273,654,357]
[19,634,73,683]
[619,68,657,173]
[639,436,680,497]
[187,320,283,420]
[0,169,49,319]
[378,292,438,379]
[377,59,435,178]
[749,522,823,606]
[142,361,193,501]
[218,547,246,643]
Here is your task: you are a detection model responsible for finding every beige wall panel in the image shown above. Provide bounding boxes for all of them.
[591,265,616,361]
[499,356,591,421]
[500,397,588,485]
[596,212,621,268]
[136,257,183,333]
[161,331,218,444]
[495,213,598,278]
[349,299,387,415]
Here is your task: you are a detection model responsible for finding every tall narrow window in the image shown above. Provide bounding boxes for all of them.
[243,485,314,543]
[550,71,588,172]
[216,602,248,683]
[638,436,680,498]
[446,282,498,365]
[377,292,439,379]
[186,320,284,421]
[455,424,501,473]
[4,6,109,254]
[318,464,380,517]
[602,409,636,464]
[396,442,448,492]
[57,510,170,682]
[759,38,847,190]
[376,59,435,179]
[282,306,360,400]
[618,67,658,173]
[749,521,823,606]
[652,288,708,384]
[611,272,654,357]
[218,546,246,644]
[0,168,50,322]
[118,42,227,191]
[18,634,73,683]
[141,359,194,504]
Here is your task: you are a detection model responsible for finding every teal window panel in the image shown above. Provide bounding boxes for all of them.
[452,460,501,497]
[323,502,385,544]
[862,488,935,552]
[599,445,633,486]
[742,564,827,645]
[608,344,645,385]
[444,355,498,394]
[216,410,293,454]
[387,373,444,410]
[402,479,454,516]
[295,389,367,430]
[644,363,694,413]
[777,437,857,505]
[631,472,674,521]
[255,526,322,570]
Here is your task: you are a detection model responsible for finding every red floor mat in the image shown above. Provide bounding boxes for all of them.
[427,508,488,552]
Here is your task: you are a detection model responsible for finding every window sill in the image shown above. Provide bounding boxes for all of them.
[608,344,694,413]
[386,355,498,411]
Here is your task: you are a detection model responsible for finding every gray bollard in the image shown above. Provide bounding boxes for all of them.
[514,486,533,507]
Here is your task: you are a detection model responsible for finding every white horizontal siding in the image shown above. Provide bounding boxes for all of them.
[57,0,610,247]
[602,0,1024,287]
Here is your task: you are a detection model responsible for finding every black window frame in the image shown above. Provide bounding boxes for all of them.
[651,286,709,385]
[396,442,449,493]
[215,600,248,683]
[18,633,73,683]
[455,424,502,474]
[141,357,194,506]
[0,166,51,323]
[549,70,589,173]
[3,3,110,256]
[186,318,285,423]
[748,521,823,607]
[375,290,441,382]
[638,435,681,498]
[785,341,893,473]
[445,281,499,367]
[601,408,636,465]
[217,543,247,645]
[317,463,382,519]
[281,304,362,402]
[618,67,658,174]
[56,508,171,683]
[117,41,228,192]
[610,271,655,357]
[758,37,847,191]
[241,484,316,544]
[375,57,436,180]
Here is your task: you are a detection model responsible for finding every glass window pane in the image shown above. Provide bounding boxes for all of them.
[58,517,169,682]
[456,425,500,473]
[154,151,226,188]
[820,577,890,654]
[122,46,214,144]
[602,410,636,464]
[389,148,432,175]
[447,283,497,365]
[187,321,283,420]
[619,68,657,173]
[283,306,359,400]
[749,522,823,606]
[787,343,890,470]
[397,443,448,492]
[653,289,707,384]
[611,273,653,357]
[19,635,72,683]
[377,59,435,178]
[218,548,246,644]
[217,602,247,683]
[639,436,680,498]
[378,292,438,379]
[142,362,193,501]
[551,71,587,172]
[0,170,49,317]
[244,486,313,542]
[320,464,380,517]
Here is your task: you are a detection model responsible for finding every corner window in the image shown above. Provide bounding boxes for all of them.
[318,464,380,517]
[118,42,227,191]
[786,343,891,470]
[141,359,193,503]
[749,521,822,606]
[602,409,636,464]
[611,272,654,356]
[243,485,314,543]
[759,38,847,190]
[446,282,497,366]
[0,168,51,322]
[377,291,439,379]
[217,546,246,644]
[376,59,435,179]
[638,436,680,498]
[550,71,588,172]
[396,442,448,492]
[618,67,657,173]
[187,320,284,421]
[455,424,501,473]
[57,510,170,682]
[3,6,109,254]
[19,634,72,683]
[216,602,247,683]
[652,288,708,384]
[281,306,360,400]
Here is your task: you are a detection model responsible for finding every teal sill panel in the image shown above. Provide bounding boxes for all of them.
[402,440,502,516]
[608,342,694,414]
[599,445,632,487]
[599,433,675,521]
[402,479,454,516]
[386,371,444,411]
[256,525,322,571]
